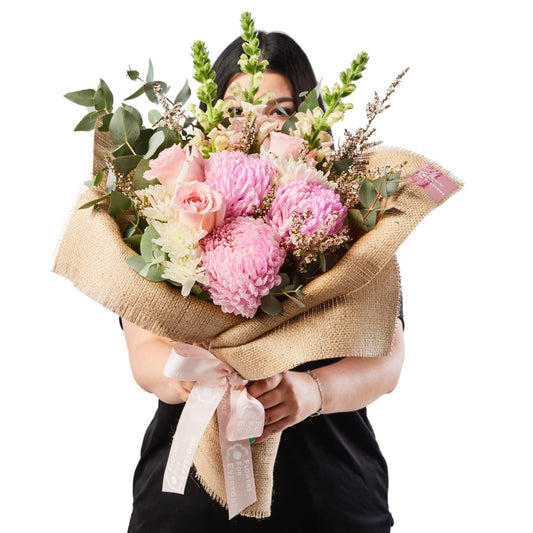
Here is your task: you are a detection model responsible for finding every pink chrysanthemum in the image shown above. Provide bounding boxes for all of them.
[201,217,286,318]
[266,181,348,248]
[204,151,277,219]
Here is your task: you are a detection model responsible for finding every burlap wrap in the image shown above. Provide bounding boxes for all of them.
[53,130,461,517]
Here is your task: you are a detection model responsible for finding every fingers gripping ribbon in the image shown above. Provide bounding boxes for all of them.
[162,343,265,519]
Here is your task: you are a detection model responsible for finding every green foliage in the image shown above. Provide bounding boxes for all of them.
[108,191,132,217]
[64,88,96,106]
[260,293,282,315]
[260,273,305,315]
[133,159,158,190]
[78,193,111,209]
[114,155,143,176]
[126,224,166,281]
[347,167,404,233]
[174,79,191,105]
[191,40,217,105]
[94,79,114,112]
[237,11,269,103]
[190,40,224,131]
[109,106,141,148]
[74,110,101,131]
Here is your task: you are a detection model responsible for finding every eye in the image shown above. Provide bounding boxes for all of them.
[269,105,294,118]
[229,107,243,117]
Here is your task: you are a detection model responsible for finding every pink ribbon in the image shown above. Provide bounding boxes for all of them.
[162,343,265,519]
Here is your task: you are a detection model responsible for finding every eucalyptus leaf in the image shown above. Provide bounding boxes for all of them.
[124,85,146,101]
[74,110,100,131]
[284,292,306,308]
[93,169,104,187]
[190,284,212,301]
[132,128,157,157]
[148,109,162,125]
[386,179,400,196]
[78,193,111,209]
[122,104,143,126]
[146,59,154,82]
[112,143,134,157]
[98,113,113,132]
[373,176,387,197]
[260,293,282,315]
[127,69,140,81]
[347,208,367,232]
[358,179,377,209]
[133,159,158,190]
[144,264,165,282]
[281,114,298,135]
[144,81,169,104]
[144,129,166,159]
[331,159,353,173]
[114,155,143,176]
[362,208,378,230]
[126,255,148,272]
[318,252,327,272]
[105,170,116,193]
[109,106,141,146]
[140,225,160,261]
[64,88,95,106]
[108,191,132,217]
[174,79,191,104]
[298,81,321,113]
[124,224,139,238]
[94,79,113,112]
[274,272,290,291]
[158,125,178,149]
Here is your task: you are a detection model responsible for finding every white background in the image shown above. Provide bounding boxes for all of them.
[1,0,531,531]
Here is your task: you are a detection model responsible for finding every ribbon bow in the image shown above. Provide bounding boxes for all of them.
[162,343,265,519]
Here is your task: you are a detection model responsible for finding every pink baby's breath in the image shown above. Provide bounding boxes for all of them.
[201,217,286,318]
[204,151,277,219]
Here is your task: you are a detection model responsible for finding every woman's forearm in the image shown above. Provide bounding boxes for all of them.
[313,318,405,414]
[122,319,191,404]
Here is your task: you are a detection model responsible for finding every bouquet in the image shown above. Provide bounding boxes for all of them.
[64,12,409,319]
[56,11,461,519]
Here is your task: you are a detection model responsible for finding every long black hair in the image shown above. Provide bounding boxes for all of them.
[205,31,321,108]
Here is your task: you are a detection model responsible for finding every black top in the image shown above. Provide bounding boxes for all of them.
[125,303,402,532]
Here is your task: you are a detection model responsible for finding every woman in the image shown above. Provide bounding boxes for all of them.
[124,31,405,532]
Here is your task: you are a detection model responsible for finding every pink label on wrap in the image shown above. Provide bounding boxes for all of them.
[408,164,458,203]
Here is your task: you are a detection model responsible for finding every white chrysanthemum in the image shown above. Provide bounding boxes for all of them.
[260,149,336,190]
[151,219,208,296]
[136,184,173,222]
[152,219,206,259]
[161,255,208,296]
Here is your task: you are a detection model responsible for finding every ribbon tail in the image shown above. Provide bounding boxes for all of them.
[162,383,226,494]
[217,391,258,519]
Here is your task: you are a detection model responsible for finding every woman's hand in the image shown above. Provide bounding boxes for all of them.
[157,378,195,405]
[247,371,321,444]
[246,317,405,443]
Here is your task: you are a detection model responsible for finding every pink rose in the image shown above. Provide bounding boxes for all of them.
[145,144,205,194]
[170,181,225,233]
[264,131,306,159]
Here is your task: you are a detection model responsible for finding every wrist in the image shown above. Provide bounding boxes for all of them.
[306,370,324,417]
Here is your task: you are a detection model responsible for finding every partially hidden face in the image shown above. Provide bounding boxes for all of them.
[223,71,295,121]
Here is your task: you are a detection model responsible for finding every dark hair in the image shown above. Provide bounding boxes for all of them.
[206,31,321,108]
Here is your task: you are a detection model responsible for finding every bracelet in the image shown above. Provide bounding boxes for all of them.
[306,370,324,417]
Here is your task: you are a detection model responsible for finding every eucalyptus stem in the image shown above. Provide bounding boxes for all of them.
[362,192,382,221]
